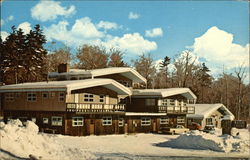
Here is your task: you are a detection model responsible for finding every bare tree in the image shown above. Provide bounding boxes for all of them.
[108,48,127,67]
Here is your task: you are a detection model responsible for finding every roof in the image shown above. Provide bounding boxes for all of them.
[187,103,235,120]
[132,88,197,99]
[0,79,131,95]
[49,67,146,83]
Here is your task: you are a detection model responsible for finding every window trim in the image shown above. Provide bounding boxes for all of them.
[141,117,151,126]
[72,117,84,127]
[84,93,94,102]
[160,117,169,124]
[99,95,105,103]
[5,93,14,101]
[118,118,124,127]
[43,118,49,124]
[102,116,112,126]
[51,116,63,126]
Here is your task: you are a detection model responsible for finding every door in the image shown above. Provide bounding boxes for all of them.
[89,119,95,135]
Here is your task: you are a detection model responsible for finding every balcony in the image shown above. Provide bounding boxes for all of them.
[158,105,195,114]
[66,103,126,114]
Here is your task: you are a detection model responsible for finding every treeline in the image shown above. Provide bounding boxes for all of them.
[0,25,249,121]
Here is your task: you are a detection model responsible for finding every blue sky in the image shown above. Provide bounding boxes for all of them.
[0,0,249,79]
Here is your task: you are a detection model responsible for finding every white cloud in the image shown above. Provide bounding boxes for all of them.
[96,21,120,30]
[1,31,9,41]
[17,22,32,34]
[44,17,157,55]
[104,33,157,54]
[191,26,249,73]
[31,0,76,22]
[145,28,163,38]
[128,12,140,19]
[0,19,4,26]
[7,15,14,21]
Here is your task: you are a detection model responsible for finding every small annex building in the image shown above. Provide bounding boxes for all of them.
[187,103,235,129]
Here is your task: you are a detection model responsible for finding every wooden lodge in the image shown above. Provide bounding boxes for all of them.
[0,66,199,136]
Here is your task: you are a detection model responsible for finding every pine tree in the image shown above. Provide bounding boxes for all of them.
[198,63,212,103]
[108,48,127,67]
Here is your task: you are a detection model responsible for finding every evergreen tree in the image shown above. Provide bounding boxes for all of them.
[108,48,127,67]
[198,63,212,103]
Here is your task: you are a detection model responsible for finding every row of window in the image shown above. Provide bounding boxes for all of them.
[84,94,105,102]
[5,92,65,102]
[159,116,185,124]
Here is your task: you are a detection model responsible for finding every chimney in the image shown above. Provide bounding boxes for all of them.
[58,63,69,73]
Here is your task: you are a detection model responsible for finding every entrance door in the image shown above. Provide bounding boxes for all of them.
[89,119,95,135]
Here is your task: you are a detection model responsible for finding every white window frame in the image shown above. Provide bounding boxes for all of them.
[162,99,168,106]
[27,92,36,102]
[51,116,63,126]
[43,118,49,124]
[5,93,14,101]
[72,117,84,127]
[99,95,105,103]
[177,116,185,123]
[102,116,112,126]
[84,94,94,102]
[145,99,155,106]
[160,117,169,124]
[118,118,124,127]
[206,118,213,125]
[59,92,65,102]
[141,117,151,126]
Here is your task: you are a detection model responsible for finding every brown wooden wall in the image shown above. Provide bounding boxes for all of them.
[97,74,133,87]
[3,91,66,111]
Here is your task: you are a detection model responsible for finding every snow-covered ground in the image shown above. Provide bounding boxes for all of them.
[0,120,249,160]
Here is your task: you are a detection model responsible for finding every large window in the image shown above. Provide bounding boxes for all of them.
[145,99,155,106]
[160,117,169,124]
[5,93,14,101]
[72,117,84,126]
[177,116,185,123]
[118,118,124,127]
[99,95,105,103]
[59,92,65,102]
[84,94,94,102]
[141,117,151,126]
[102,116,112,126]
[51,116,63,126]
[27,92,36,101]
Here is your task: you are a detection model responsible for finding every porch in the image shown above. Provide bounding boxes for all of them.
[66,103,126,113]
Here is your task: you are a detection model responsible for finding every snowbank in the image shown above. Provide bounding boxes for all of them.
[0,119,96,160]
[156,129,250,153]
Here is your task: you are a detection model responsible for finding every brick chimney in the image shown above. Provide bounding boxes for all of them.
[58,63,70,73]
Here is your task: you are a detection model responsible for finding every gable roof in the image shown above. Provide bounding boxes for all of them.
[187,103,235,120]
[132,88,197,99]
[0,79,131,95]
[49,67,146,83]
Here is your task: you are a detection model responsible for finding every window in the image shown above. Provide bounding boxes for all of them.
[145,99,155,106]
[72,117,84,126]
[162,99,168,106]
[51,116,63,126]
[43,118,49,124]
[43,92,49,99]
[177,116,185,123]
[59,92,65,102]
[206,118,213,125]
[141,117,151,126]
[27,92,36,101]
[169,99,175,105]
[102,117,112,126]
[118,118,124,127]
[160,117,169,124]
[118,80,130,87]
[84,94,94,102]
[5,93,14,101]
[99,95,105,103]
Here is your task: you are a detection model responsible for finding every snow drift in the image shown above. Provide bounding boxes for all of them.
[0,119,96,160]
[156,129,250,153]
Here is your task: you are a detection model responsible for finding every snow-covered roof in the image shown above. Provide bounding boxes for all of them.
[132,88,197,99]
[187,103,235,120]
[0,79,131,95]
[49,67,146,83]
[125,112,166,116]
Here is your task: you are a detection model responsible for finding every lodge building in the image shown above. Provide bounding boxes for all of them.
[0,65,199,136]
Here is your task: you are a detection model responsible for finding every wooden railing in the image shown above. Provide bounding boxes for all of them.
[66,103,126,113]
[158,105,195,114]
